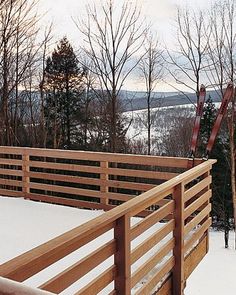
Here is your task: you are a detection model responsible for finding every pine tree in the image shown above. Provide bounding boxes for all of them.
[199,97,233,247]
[43,37,84,149]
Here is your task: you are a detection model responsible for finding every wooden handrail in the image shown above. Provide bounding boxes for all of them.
[0,146,202,167]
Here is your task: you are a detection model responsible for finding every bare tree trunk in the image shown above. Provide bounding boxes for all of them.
[139,33,163,155]
[147,92,151,155]
[229,90,236,248]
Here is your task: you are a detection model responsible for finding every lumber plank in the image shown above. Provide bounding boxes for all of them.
[40,240,116,293]
[0,158,22,166]
[27,193,115,211]
[184,190,211,220]
[135,257,175,295]
[131,220,174,264]
[184,217,211,254]
[0,178,22,187]
[131,201,174,240]
[0,189,23,197]
[75,265,116,295]
[131,238,174,288]
[154,276,172,295]
[0,169,23,176]
[184,203,211,236]
[184,176,212,202]
[184,235,207,279]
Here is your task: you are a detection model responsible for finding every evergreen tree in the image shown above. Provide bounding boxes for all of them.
[199,97,233,247]
[43,37,84,149]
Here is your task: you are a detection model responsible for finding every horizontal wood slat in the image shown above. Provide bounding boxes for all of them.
[155,276,172,295]
[27,193,116,211]
[184,176,212,203]
[0,159,22,166]
[0,178,22,187]
[131,238,174,288]
[40,240,116,293]
[184,235,208,280]
[131,201,174,240]
[27,171,155,191]
[106,167,178,180]
[184,204,211,236]
[182,165,212,186]
[29,182,101,198]
[29,161,101,174]
[130,188,173,217]
[29,182,136,202]
[184,190,212,220]
[135,256,175,295]
[29,161,177,181]
[75,265,116,295]
[28,172,101,185]
[184,217,212,254]
[131,220,175,264]
[0,169,23,176]
[0,189,23,197]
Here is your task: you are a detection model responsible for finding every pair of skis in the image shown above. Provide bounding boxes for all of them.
[189,82,234,160]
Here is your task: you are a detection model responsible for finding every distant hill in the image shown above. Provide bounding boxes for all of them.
[120,89,222,111]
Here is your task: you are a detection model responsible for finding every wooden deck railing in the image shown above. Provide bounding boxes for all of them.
[0,147,216,295]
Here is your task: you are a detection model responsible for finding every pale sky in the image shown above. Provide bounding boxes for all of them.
[39,0,213,92]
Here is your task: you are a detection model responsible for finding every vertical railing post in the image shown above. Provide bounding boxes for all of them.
[22,150,30,199]
[100,161,108,205]
[173,182,185,295]
[114,214,131,295]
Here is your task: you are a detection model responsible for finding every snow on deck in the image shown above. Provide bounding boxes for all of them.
[1,197,235,294]
[0,197,171,294]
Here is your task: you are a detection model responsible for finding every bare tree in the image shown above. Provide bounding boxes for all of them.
[139,33,163,154]
[38,23,54,147]
[166,7,211,102]
[76,0,147,152]
[0,0,40,145]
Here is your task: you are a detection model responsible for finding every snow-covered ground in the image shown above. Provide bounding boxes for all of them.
[185,229,236,295]
[0,197,171,294]
[1,196,235,294]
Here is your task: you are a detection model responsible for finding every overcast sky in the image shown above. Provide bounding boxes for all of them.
[39,0,213,92]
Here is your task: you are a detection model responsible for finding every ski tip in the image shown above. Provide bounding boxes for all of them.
[202,151,209,161]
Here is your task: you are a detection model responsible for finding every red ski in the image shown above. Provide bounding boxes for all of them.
[205,82,234,158]
[190,85,206,157]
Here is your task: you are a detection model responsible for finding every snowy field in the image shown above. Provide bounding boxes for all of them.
[1,197,236,294]
[185,229,236,295]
